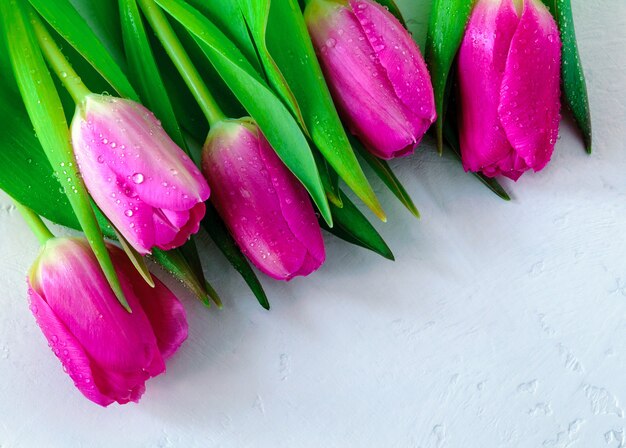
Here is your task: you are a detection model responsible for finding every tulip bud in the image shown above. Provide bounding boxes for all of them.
[305,0,436,160]
[201,118,325,280]
[27,237,188,406]
[71,94,211,254]
[457,0,561,180]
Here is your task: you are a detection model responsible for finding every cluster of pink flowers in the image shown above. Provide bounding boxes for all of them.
[25,0,562,406]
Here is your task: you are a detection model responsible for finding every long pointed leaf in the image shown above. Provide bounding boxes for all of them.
[425,0,473,153]
[542,0,591,153]
[238,0,307,129]
[322,190,394,261]
[185,0,262,72]
[355,147,420,218]
[1,1,129,310]
[151,248,211,307]
[111,225,155,288]
[68,0,126,66]
[0,86,77,228]
[29,0,139,100]
[119,0,187,150]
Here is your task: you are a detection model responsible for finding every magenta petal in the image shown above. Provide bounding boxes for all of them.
[349,0,436,136]
[202,120,325,280]
[71,94,209,254]
[110,249,188,360]
[458,0,520,173]
[79,96,209,210]
[154,202,205,251]
[308,4,417,159]
[71,159,156,254]
[30,239,165,404]
[27,285,114,407]
[498,0,561,172]
[257,132,325,277]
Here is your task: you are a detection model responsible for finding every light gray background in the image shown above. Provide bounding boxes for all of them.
[1,1,624,447]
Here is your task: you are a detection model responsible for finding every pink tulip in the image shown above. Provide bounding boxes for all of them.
[305,0,436,160]
[27,237,188,406]
[71,94,210,254]
[457,0,561,180]
[201,118,325,280]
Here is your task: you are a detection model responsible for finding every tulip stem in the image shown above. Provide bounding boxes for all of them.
[14,202,55,245]
[138,0,226,126]
[29,12,91,104]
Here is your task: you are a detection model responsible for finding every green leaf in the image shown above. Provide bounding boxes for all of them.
[238,0,307,130]
[178,237,221,307]
[171,19,247,124]
[443,121,511,201]
[349,134,420,218]
[204,280,223,309]
[322,190,394,261]
[151,248,212,308]
[111,224,155,288]
[29,0,139,100]
[313,149,342,207]
[185,0,262,72]
[202,205,270,310]
[358,150,420,218]
[251,0,386,221]
[542,0,591,153]
[153,0,332,226]
[0,86,77,228]
[68,0,126,66]
[119,0,187,150]
[1,1,129,310]
[425,0,473,154]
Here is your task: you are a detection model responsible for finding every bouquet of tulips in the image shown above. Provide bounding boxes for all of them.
[0,0,589,406]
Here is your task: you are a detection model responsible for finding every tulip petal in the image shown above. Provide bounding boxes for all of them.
[31,239,166,404]
[257,132,325,277]
[312,4,417,159]
[70,154,156,254]
[203,120,324,280]
[458,0,519,174]
[110,249,188,360]
[27,285,114,407]
[72,95,211,254]
[350,0,436,137]
[81,96,209,211]
[72,95,209,254]
[498,0,561,172]
[155,202,206,251]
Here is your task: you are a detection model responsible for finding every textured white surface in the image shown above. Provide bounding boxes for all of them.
[1,1,625,447]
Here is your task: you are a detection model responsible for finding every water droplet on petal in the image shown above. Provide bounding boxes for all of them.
[125,209,133,217]
[131,173,144,184]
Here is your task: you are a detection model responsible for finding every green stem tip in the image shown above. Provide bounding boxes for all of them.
[137,0,225,126]
[14,201,55,245]
[29,11,91,103]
